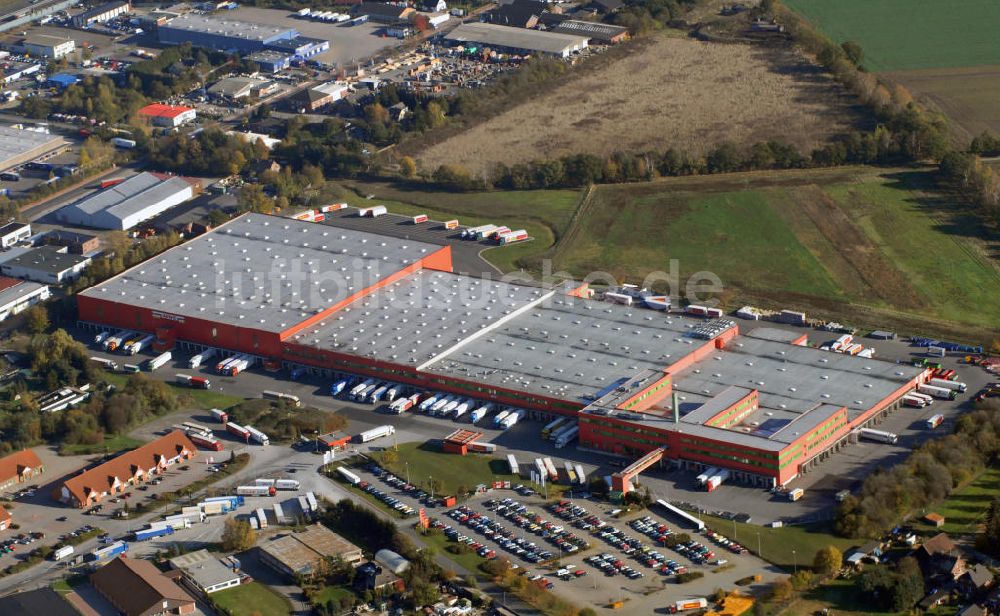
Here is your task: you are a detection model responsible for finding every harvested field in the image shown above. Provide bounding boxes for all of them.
[416,35,866,177]
[883,66,1000,145]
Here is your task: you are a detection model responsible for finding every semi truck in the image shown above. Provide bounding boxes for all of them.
[563,461,577,484]
[189,347,215,369]
[356,425,395,443]
[499,409,524,429]
[275,479,300,491]
[859,428,899,444]
[469,405,488,424]
[705,469,730,492]
[542,417,567,439]
[929,378,967,393]
[493,410,510,426]
[124,334,155,355]
[337,467,361,485]
[902,394,927,408]
[419,393,439,412]
[90,356,118,371]
[542,458,559,483]
[788,488,804,501]
[574,464,586,485]
[176,374,211,389]
[88,541,128,562]
[133,525,175,541]
[189,433,223,451]
[203,495,244,511]
[210,408,228,423]
[918,384,957,400]
[237,485,277,497]
[555,426,579,448]
[146,351,171,371]
[103,330,133,352]
[452,399,471,419]
[246,426,269,446]
[350,379,376,399]
[226,422,251,441]
[52,545,74,561]
[330,378,350,397]
[668,598,708,613]
[926,414,945,429]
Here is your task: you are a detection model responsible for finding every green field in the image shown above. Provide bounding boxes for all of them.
[784,0,1000,71]
[784,576,902,616]
[552,167,1000,339]
[326,181,584,272]
[103,372,243,410]
[914,464,1000,536]
[211,582,292,616]
[372,442,520,497]
[701,513,860,570]
[59,434,145,456]
[312,585,356,609]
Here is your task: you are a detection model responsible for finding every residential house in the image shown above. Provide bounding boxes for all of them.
[91,555,196,616]
[56,431,196,508]
[0,448,43,492]
[958,565,994,598]
[589,0,623,12]
[916,533,965,581]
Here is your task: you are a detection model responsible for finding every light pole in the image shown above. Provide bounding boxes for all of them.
[430,475,434,500]
[756,532,762,560]
[405,462,410,485]
[792,549,797,574]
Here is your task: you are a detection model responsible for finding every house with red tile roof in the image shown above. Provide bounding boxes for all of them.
[0,449,44,492]
[56,431,196,508]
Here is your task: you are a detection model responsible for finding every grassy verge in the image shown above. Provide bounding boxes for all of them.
[59,434,146,456]
[210,581,292,616]
[371,441,552,499]
[418,526,487,577]
[103,372,244,410]
[326,471,406,519]
[326,180,584,272]
[138,453,250,515]
[700,514,858,569]
[912,463,1000,536]
[311,585,356,610]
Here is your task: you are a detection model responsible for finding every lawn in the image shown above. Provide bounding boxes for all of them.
[913,464,1000,536]
[59,434,146,456]
[419,527,489,576]
[372,441,519,497]
[783,0,1000,71]
[551,167,1000,340]
[325,180,584,272]
[211,582,292,616]
[103,371,244,410]
[312,584,356,609]
[784,576,901,616]
[700,513,858,570]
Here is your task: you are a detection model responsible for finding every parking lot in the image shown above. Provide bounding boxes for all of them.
[331,458,776,612]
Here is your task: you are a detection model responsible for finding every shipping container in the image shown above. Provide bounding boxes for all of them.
[358,205,387,217]
[468,441,496,453]
[321,203,347,213]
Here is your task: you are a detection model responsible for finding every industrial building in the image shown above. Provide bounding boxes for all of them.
[259,524,363,578]
[0,125,66,171]
[169,549,242,594]
[445,22,589,57]
[71,0,131,27]
[57,431,196,507]
[0,222,30,248]
[158,13,299,54]
[137,103,196,128]
[56,171,197,230]
[352,2,415,23]
[549,19,629,44]
[77,215,930,489]
[0,61,41,84]
[1,246,90,284]
[249,50,292,73]
[208,76,276,101]
[0,276,50,321]
[263,35,329,59]
[22,34,76,59]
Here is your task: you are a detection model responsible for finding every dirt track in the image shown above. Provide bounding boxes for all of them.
[417,35,867,176]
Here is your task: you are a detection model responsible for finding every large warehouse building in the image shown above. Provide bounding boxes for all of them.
[56,172,198,230]
[77,214,929,489]
[158,14,299,54]
[0,126,66,172]
[445,23,589,57]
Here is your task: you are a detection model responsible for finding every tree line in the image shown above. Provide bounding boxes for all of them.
[835,398,1000,538]
[0,330,179,454]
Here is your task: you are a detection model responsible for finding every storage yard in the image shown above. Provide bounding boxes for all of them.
[75,212,947,493]
[415,34,868,176]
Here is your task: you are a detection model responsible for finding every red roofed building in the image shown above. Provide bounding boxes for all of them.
[56,431,196,508]
[0,506,11,531]
[137,103,197,128]
[0,449,44,492]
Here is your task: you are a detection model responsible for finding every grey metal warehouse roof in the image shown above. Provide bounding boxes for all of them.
[0,126,65,170]
[422,296,707,401]
[445,23,589,55]
[669,335,923,420]
[57,172,193,229]
[80,215,443,332]
[159,14,297,42]
[294,270,549,365]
